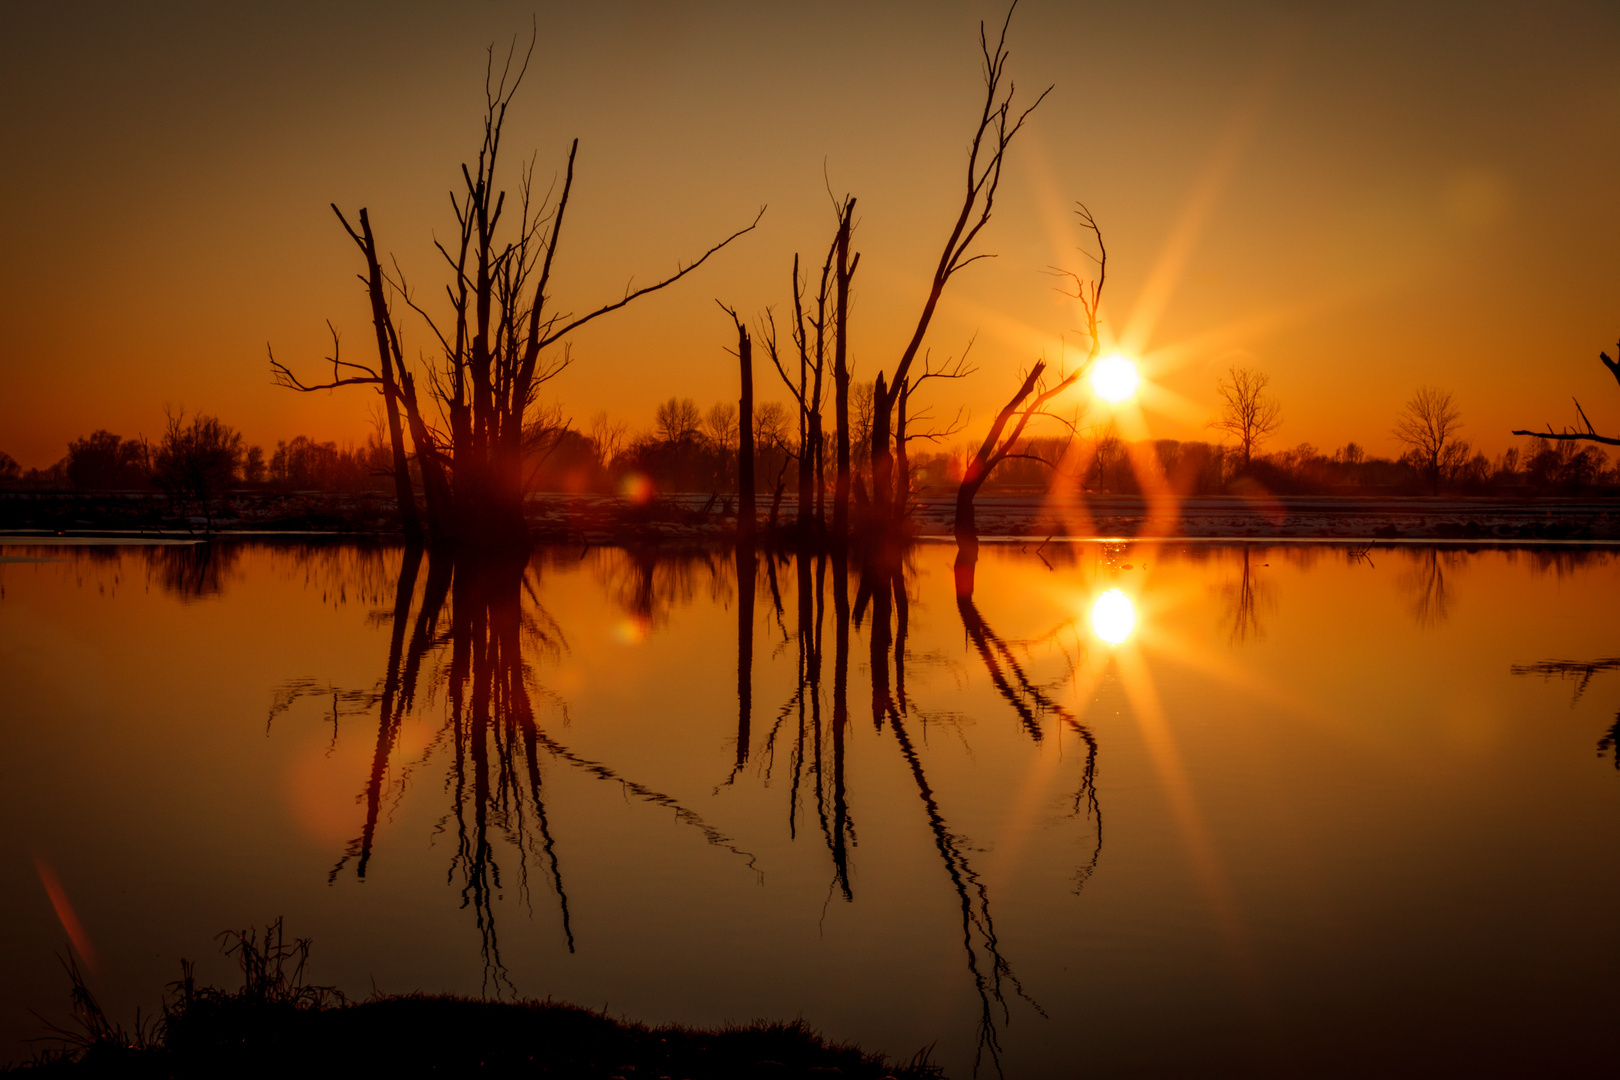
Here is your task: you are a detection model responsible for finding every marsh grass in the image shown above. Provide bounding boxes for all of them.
[10,921,943,1079]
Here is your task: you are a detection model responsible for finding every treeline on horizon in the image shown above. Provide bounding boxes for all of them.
[4,389,1616,502]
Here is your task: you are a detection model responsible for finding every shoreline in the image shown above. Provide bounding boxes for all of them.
[4,490,1619,543]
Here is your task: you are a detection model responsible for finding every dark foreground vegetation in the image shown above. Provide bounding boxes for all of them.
[11,925,938,1080]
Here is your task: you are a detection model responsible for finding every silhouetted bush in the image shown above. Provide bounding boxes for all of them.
[66,430,150,490]
[152,412,244,522]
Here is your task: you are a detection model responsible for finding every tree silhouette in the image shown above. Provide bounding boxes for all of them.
[1212,366,1282,470]
[865,3,1052,531]
[1393,386,1463,495]
[1512,335,1620,448]
[273,35,761,550]
[152,410,244,530]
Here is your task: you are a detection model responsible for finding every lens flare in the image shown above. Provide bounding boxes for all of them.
[619,472,655,506]
[1092,354,1140,403]
[1090,588,1136,644]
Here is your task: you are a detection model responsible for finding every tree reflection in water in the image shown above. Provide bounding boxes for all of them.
[736,549,1104,1076]
[267,541,1103,1071]
[1220,547,1272,643]
[277,544,757,995]
[1512,655,1620,772]
[1398,547,1460,629]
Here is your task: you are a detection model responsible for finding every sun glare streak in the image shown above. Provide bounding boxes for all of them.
[34,855,97,973]
[1117,56,1284,360]
[1110,646,1273,1018]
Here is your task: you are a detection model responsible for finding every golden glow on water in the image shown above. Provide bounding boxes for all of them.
[5,541,1620,1075]
[1089,588,1137,644]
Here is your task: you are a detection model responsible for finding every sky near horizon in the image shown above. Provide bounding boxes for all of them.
[2,0,1618,469]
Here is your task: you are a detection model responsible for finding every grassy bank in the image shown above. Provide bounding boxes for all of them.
[9,925,941,1079]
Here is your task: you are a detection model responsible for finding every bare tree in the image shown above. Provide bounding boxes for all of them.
[273,36,761,549]
[1393,385,1462,495]
[864,4,1051,532]
[762,238,839,537]
[1212,366,1282,470]
[703,402,738,452]
[588,410,627,469]
[720,304,756,541]
[952,203,1105,595]
[894,345,974,512]
[655,397,703,444]
[1512,335,1620,448]
[831,198,858,540]
[152,409,245,530]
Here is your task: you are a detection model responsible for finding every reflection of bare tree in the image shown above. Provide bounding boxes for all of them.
[592,546,733,631]
[1220,547,1272,643]
[275,545,757,994]
[955,593,1102,887]
[749,549,1096,1077]
[883,565,1057,1077]
[149,543,239,599]
[1510,656,1620,771]
[1398,547,1457,629]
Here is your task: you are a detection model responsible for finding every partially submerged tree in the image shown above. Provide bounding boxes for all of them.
[1212,366,1282,470]
[1393,386,1463,495]
[952,204,1104,595]
[720,304,756,541]
[865,4,1051,529]
[273,38,761,550]
[1512,336,1620,449]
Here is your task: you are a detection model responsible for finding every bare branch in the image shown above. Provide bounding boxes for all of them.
[537,207,765,349]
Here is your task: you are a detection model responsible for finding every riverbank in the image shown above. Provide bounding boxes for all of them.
[4,489,1619,542]
[12,983,936,1079]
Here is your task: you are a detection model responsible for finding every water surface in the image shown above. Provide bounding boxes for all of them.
[1,540,1617,1077]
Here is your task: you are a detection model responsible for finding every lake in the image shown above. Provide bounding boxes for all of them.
[2,538,1617,1077]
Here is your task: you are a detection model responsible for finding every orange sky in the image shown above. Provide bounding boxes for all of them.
[2,1,1618,469]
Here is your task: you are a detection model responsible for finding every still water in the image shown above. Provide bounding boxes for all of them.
[1,539,1617,1077]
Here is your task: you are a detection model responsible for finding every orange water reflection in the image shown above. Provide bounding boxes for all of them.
[3,540,1620,1075]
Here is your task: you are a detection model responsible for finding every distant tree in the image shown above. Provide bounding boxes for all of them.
[1493,446,1522,483]
[655,397,703,445]
[0,452,20,484]
[1211,366,1282,470]
[1526,439,1607,491]
[242,445,267,484]
[152,411,244,527]
[703,402,738,452]
[588,411,628,469]
[1335,441,1365,465]
[23,459,69,487]
[850,380,877,473]
[753,401,791,452]
[66,430,150,489]
[1393,386,1463,495]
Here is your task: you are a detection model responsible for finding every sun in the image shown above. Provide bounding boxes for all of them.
[1091,353,1140,403]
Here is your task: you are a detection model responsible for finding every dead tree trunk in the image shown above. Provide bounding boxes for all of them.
[728,308,756,542]
[954,359,1080,597]
[894,377,911,517]
[351,210,420,538]
[869,371,893,530]
[867,6,1049,546]
[278,42,762,554]
[832,199,858,543]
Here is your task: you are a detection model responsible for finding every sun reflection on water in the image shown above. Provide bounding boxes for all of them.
[1090,588,1137,645]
